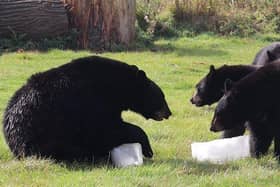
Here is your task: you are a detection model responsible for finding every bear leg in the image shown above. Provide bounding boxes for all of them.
[98,122,153,158]
[121,122,153,158]
[274,136,280,160]
[249,132,273,158]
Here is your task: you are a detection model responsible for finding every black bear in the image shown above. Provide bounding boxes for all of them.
[252,42,280,65]
[191,42,280,138]
[191,42,280,108]
[190,65,259,107]
[190,64,259,138]
[210,59,280,159]
[3,56,172,162]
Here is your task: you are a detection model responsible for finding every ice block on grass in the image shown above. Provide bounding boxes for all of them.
[111,143,143,168]
[191,135,250,164]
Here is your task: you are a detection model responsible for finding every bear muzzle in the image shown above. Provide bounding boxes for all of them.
[152,104,172,121]
[190,94,204,107]
[210,117,225,132]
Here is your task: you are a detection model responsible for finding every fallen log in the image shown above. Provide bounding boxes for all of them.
[0,0,68,39]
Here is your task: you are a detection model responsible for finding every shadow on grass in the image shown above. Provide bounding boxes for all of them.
[150,43,228,57]
[51,148,239,173]
[15,155,279,173]
[0,33,228,58]
[57,155,114,171]
[63,156,161,171]
[142,158,240,176]
[157,158,239,175]
[182,159,240,175]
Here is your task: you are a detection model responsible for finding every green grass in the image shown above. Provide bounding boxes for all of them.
[0,35,280,186]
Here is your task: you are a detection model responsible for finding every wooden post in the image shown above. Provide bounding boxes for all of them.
[64,0,136,49]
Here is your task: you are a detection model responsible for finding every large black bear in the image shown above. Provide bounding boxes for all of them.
[210,60,280,159]
[252,42,280,65]
[3,56,172,162]
[190,64,260,138]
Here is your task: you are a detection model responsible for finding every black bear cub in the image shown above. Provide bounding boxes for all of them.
[191,42,280,108]
[191,42,280,138]
[210,59,280,159]
[3,56,172,162]
[190,65,259,107]
[190,64,259,138]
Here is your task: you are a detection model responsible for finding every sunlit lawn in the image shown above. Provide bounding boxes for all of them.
[0,34,279,186]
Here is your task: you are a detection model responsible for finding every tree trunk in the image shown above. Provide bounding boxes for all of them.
[64,0,136,49]
[0,0,68,39]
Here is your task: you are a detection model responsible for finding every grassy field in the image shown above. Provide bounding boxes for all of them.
[0,35,280,186]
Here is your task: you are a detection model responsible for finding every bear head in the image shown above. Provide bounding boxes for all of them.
[190,65,224,107]
[210,79,246,132]
[267,45,280,62]
[130,70,172,121]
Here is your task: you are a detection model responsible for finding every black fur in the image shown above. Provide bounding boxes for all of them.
[3,56,172,161]
[192,42,280,139]
[190,64,259,107]
[252,42,280,65]
[190,65,259,138]
[210,60,280,159]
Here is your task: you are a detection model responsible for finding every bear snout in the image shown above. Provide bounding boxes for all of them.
[210,124,224,132]
[210,125,219,132]
[190,94,203,107]
[190,97,194,104]
[163,104,172,119]
[210,117,225,132]
[152,104,172,121]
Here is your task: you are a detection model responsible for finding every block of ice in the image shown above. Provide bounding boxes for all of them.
[191,135,250,164]
[111,143,143,168]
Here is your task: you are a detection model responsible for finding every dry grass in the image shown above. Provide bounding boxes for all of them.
[167,0,280,36]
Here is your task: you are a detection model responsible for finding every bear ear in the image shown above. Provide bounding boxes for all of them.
[224,79,234,92]
[131,65,138,72]
[137,70,147,80]
[209,65,215,74]
[267,50,276,61]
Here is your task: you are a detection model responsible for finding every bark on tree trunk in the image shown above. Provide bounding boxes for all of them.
[64,0,136,49]
[0,0,68,39]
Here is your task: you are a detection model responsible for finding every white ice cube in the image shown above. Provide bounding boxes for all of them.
[191,135,250,164]
[111,143,143,168]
